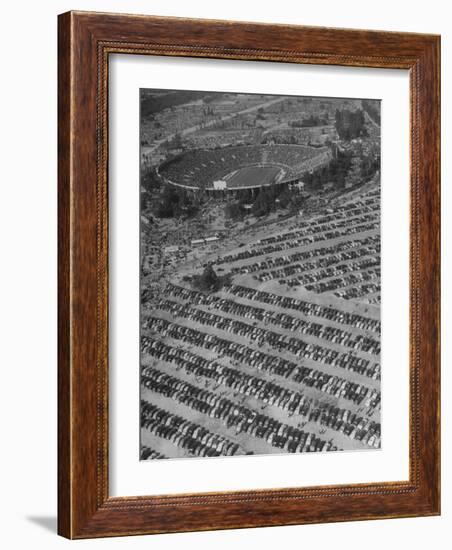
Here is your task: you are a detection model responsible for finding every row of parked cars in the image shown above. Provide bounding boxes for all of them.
[142,366,336,454]
[141,338,380,447]
[144,317,374,406]
[162,282,380,357]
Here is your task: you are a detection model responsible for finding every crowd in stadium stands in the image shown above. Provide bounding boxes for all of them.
[161,283,381,357]
[141,401,242,457]
[159,145,325,188]
[223,284,380,333]
[143,320,378,406]
[142,367,338,453]
[267,145,323,167]
[141,340,380,447]
[140,446,166,460]
[289,150,332,175]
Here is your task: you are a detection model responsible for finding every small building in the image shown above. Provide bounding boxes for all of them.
[213,180,227,190]
[204,236,219,244]
[191,238,205,247]
[164,245,180,254]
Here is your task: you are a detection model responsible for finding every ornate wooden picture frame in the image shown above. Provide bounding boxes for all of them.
[58,11,440,539]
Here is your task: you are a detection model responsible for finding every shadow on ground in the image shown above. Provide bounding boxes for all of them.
[26,516,57,534]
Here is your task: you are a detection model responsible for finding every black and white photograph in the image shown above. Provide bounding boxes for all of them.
[139,89,381,460]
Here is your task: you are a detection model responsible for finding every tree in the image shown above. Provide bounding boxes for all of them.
[193,265,220,292]
[156,185,179,217]
[362,99,381,125]
[141,167,162,192]
[225,202,244,220]
[252,187,274,217]
[202,265,219,290]
[277,187,295,209]
[154,184,198,218]
[346,156,363,187]
[303,148,353,191]
[335,108,367,141]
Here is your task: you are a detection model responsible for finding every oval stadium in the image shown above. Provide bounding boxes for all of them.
[157,144,332,193]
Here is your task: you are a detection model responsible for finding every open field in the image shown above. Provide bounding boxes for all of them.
[224,165,282,189]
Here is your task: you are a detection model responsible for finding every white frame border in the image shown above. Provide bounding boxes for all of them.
[109,54,410,497]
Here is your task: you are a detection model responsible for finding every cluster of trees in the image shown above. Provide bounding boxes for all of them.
[304,143,379,192]
[154,184,200,219]
[223,188,277,220]
[224,184,306,221]
[359,153,380,180]
[277,187,305,210]
[251,186,280,217]
[362,100,381,125]
[224,201,245,221]
[289,114,329,128]
[304,149,353,190]
[141,167,162,193]
[191,265,232,293]
[341,153,379,189]
[334,108,368,140]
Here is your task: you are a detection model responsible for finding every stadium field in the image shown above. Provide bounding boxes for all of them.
[224,165,282,189]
